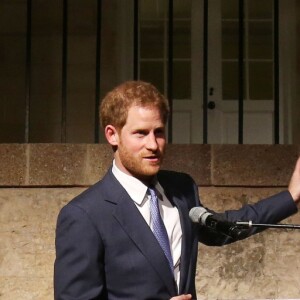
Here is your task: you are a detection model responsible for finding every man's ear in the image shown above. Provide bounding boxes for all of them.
[105,125,119,146]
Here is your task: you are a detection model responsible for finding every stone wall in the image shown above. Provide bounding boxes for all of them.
[1,144,300,300]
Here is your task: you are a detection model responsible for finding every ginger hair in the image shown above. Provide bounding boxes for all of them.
[100,81,169,130]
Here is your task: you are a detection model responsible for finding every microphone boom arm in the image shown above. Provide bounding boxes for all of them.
[235,221,300,230]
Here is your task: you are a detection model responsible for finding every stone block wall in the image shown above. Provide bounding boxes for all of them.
[1,144,300,300]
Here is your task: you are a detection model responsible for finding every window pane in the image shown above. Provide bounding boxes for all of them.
[174,0,191,18]
[173,61,191,99]
[174,20,191,59]
[222,0,239,19]
[1,44,26,142]
[140,21,164,59]
[140,61,164,93]
[223,62,238,100]
[249,62,273,100]
[222,21,239,59]
[140,0,167,19]
[248,0,273,19]
[222,62,246,100]
[248,21,273,59]
[0,93,26,142]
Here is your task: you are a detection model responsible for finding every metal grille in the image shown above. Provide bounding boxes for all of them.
[0,0,280,144]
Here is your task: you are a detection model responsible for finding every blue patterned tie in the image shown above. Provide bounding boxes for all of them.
[148,186,174,273]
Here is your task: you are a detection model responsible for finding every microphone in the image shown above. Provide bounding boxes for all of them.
[189,207,249,240]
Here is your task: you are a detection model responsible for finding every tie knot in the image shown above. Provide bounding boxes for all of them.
[148,186,159,202]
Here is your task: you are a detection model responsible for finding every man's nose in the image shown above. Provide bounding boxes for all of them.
[145,133,158,150]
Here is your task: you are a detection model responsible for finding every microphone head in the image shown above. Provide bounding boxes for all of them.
[189,206,211,224]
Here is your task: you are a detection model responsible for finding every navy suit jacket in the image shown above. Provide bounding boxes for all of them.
[54,168,297,300]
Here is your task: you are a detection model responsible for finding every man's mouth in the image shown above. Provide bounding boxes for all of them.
[144,155,160,162]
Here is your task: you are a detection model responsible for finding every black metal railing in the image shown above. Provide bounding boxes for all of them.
[238,0,244,144]
[274,0,280,144]
[94,0,102,143]
[61,0,68,143]
[5,0,281,144]
[25,0,32,143]
[167,0,174,143]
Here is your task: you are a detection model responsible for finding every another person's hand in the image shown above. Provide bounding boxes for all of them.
[288,156,300,204]
[170,294,192,300]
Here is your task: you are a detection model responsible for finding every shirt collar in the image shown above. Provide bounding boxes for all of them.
[112,160,148,206]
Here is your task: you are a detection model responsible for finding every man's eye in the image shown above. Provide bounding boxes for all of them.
[155,129,165,136]
[135,131,147,136]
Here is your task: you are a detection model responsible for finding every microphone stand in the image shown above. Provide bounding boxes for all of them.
[235,221,300,230]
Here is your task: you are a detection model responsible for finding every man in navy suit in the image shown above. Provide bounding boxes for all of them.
[54,81,300,300]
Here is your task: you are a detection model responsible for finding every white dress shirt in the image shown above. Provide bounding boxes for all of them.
[112,161,182,287]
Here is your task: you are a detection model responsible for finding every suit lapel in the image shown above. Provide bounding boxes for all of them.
[172,194,193,294]
[102,170,177,295]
